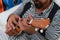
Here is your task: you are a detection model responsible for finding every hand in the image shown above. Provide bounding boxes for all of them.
[31,18,50,30]
[21,14,36,35]
[20,18,31,31]
[21,14,34,30]
[6,14,22,36]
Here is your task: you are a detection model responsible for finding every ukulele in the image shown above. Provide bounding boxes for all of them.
[6,18,50,36]
[0,0,4,13]
[3,0,22,10]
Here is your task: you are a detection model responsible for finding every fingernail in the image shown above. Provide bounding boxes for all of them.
[29,19,33,24]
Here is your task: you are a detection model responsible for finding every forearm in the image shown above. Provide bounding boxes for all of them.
[45,10,60,40]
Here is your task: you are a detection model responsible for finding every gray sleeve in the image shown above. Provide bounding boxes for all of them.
[13,2,25,15]
[45,10,60,40]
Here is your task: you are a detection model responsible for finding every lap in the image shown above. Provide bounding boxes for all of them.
[0,30,46,40]
[0,30,9,40]
[9,32,46,40]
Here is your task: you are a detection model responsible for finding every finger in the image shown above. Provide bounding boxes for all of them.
[6,31,14,36]
[19,17,23,21]
[28,14,34,20]
[6,26,16,36]
[6,22,12,32]
[15,15,22,21]
[22,22,31,29]
[18,20,23,27]
[29,18,34,24]
[6,23,14,36]
[12,18,18,26]
[12,29,18,35]
[18,20,25,30]
[12,26,21,35]
[6,24,15,36]
[6,23,9,31]
[15,26,21,33]
[6,29,15,36]
[9,21,15,29]
[23,18,30,24]
[23,19,31,27]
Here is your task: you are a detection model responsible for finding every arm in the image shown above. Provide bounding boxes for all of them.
[5,1,33,36]
[0,1,27,31]
[45,10,60,40]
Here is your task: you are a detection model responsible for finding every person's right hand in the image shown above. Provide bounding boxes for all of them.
[5,14,22,36]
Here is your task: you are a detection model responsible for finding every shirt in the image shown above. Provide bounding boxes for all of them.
[12,0,60,40]
[0,0,60,40]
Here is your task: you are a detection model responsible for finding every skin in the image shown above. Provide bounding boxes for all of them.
[6,0,51,36]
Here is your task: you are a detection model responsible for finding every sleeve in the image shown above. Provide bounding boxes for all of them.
[0,0,32,32]
[0,2,25,31]
[45,10,60,40]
